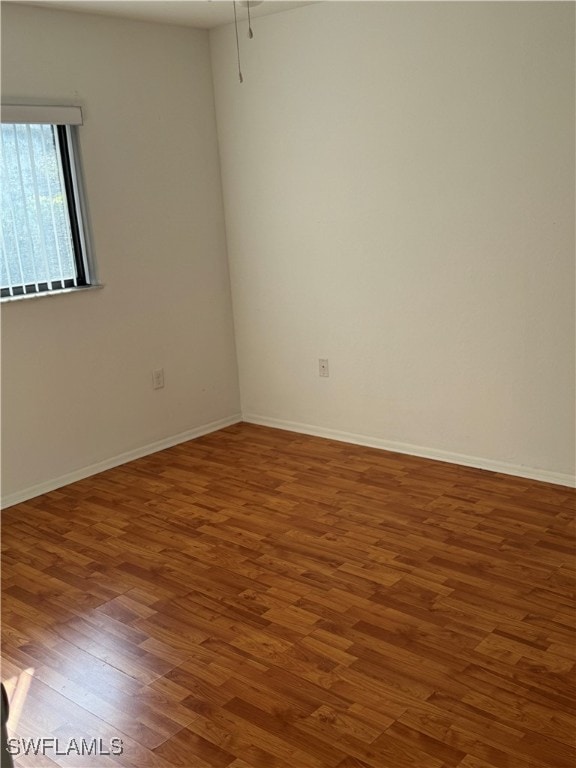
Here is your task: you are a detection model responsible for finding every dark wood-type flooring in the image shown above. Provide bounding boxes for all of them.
[1,423,575,767]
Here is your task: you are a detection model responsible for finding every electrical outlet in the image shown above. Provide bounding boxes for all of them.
[152,368,164,389]
[319,359,329,377]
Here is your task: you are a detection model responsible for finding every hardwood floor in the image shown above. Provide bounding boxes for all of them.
[1,422,575,768]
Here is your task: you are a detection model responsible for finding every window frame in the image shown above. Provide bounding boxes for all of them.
[1,105,98,302]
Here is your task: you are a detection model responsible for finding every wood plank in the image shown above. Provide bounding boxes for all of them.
[2,422,575,767]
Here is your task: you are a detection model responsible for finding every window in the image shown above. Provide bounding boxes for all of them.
[1,105,95,299]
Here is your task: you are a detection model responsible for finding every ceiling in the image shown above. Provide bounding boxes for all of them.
[7,0,316,29]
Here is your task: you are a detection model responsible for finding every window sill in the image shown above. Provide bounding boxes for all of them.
[1,284,103,303]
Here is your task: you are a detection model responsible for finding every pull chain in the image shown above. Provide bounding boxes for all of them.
[247,0,254,39]
[233,0,243,83]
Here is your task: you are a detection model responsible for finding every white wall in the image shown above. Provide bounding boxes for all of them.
[210,2,575,483]
[1,5,240,504]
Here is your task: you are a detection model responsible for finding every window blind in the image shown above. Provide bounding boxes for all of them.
[1,124,80,297]
[1,105,83,126]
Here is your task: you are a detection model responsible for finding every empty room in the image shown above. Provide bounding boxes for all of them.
[1,1,575,767]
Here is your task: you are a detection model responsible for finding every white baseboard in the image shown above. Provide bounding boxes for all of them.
[3,411,573,507]
[243,414,576,489]
[1,414,242,509]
